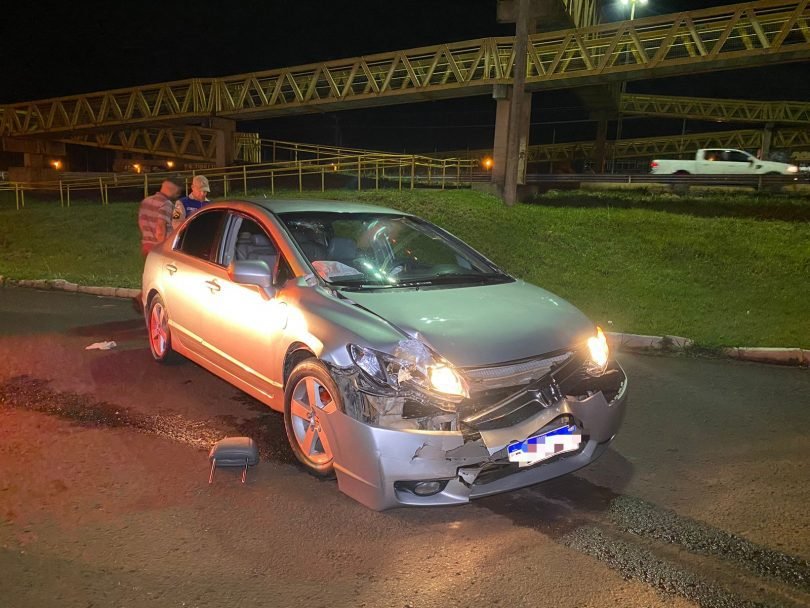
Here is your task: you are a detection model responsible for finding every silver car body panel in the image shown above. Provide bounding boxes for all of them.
[142,198,629,509]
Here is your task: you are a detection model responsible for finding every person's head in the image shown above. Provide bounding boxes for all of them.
[159,178,183,201]
[190,175,211,201]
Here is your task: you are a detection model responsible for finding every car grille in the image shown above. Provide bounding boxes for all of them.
[458,350,585,434]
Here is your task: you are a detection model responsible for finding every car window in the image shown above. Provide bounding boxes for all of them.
[223,214,293,286]
[279,211,511,289]
[175,210,226,262]
[726,150,751,163]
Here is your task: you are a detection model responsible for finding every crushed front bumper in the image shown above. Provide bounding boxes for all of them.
[322,361,628,510]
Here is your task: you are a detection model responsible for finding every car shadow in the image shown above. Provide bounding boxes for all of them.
[474,448,635,537]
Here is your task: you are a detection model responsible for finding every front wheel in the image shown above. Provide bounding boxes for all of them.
[283,359,339,477]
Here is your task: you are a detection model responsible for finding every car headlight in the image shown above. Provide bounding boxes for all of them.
[786,165,799,174]
[585,326,609,376]
[348,342,468,399]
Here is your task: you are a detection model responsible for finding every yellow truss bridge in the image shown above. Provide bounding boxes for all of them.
[1,0,808,138]
[621,93,810,125]
[60,127,262,164]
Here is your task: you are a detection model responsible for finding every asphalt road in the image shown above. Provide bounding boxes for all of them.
[1,286,808,608]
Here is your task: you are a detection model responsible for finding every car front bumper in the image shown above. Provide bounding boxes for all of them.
[322,362,628,510]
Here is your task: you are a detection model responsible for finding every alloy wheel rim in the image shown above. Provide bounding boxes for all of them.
[149,302,168,357]
[289,376,334,466]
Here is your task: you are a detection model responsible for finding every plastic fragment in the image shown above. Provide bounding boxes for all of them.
[85,341,117,351]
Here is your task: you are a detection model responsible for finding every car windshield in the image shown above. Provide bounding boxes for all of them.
[278,211,511,288]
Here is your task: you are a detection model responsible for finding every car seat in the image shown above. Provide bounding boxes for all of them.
[326,237,358,264]
[235,232,277,270]
[291,230,327,261]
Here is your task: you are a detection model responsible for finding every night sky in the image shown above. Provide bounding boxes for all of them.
[1,1,808,153]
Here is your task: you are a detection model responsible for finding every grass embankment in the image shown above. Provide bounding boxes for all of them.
[1,188,808,348]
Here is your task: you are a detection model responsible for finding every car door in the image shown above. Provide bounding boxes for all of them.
[696,149,723,174]
[723,150,755,174]
[160,209,227,356]
[200,212,294,400]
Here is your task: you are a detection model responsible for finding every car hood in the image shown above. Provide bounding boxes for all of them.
[341,280,594,367]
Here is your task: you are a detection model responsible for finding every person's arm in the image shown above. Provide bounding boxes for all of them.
[171,199,186,230]
[155,199,174,243]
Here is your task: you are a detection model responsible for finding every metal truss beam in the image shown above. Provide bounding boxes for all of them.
[561,0,599,29]
[1,0,808,137]
[621,93,810,125]
[60,127,261,163]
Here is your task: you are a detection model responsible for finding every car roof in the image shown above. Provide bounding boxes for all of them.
[220,198,413,216]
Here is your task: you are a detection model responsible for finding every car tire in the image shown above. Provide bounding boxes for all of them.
[283,359,339,478]
[147,294,180,364]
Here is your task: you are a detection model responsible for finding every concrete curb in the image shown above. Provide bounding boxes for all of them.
[1,276,140,300]
[606,331,809,367]
[605,332,693,351]
[1,276,807,367]
[722,346,810,366]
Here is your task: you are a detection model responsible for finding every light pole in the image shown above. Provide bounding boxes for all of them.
[620,0,647,22]
[614,0,648,172]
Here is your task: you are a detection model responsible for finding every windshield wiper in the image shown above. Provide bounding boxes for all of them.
[332,281,395,290]
[427,273,508,285]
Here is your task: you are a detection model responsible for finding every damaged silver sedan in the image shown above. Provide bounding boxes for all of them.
[142,198,627,510]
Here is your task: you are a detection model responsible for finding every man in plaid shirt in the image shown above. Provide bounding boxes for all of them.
[135,178,182,313]
[138,179,183,257]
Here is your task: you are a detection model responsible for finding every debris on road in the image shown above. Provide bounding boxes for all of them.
[85,341,117,351]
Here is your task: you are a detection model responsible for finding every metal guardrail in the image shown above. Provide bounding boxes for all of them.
[439,127,810,164]
[0,151,478,210]
[4,170,807,211]
[520,172,810,191]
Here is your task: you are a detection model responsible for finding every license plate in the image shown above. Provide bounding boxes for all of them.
[507,425,582,468]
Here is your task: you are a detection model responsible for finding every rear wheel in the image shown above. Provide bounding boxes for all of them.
[147,294,179,364]
[283,360,338,477]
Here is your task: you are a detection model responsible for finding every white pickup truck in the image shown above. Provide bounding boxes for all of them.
[650,149,799,175]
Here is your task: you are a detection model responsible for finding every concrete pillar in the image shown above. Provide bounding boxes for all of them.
[761,122,775,159]
[2,139,66,181]
[492,85,510,185]
[207,117,236,167]
[593,111,609,174]
[491,87,532,188]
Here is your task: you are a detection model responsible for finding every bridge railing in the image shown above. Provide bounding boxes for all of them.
[0,150,478,210]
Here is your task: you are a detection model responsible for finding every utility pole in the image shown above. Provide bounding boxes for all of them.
[503,0,530,206]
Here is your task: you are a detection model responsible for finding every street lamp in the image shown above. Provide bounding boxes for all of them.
[620,0,648,21]
[613,0,649,172]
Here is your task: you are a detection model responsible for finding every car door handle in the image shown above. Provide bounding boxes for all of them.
[205,279,221,292]
[165,263,178,275]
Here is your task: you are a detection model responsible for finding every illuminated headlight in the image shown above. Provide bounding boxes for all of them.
[786,165,799,174]
[428,364,466,396]
[585,327,609,376]
[348,343,468,400]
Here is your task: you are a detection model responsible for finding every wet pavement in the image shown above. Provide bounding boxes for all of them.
[1,285,808,608]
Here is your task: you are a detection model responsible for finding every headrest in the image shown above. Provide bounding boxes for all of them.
[327,237,357,259]
[251,233,272,247]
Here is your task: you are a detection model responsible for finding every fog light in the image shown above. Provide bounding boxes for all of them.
[395,479,448,497]
[413,481,444,496]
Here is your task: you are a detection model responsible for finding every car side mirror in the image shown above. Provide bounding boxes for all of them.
[228,259,277,299]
